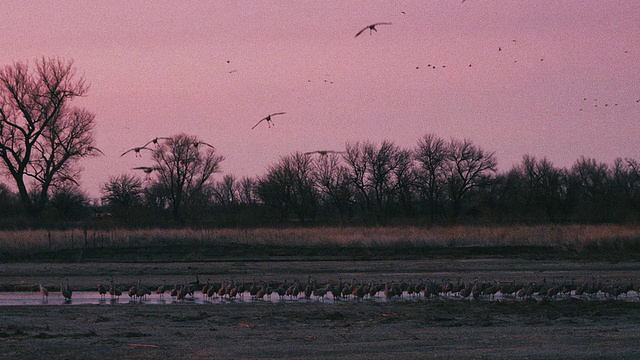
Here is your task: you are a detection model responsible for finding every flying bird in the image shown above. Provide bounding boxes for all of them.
[304,150,344,156]
[192,141,215,149]
[355,22,392,38]
[87,146,105,156]
[121,146,152,157]
[132,166,158,174]
[143,137,170,148]
[252,112,286,129]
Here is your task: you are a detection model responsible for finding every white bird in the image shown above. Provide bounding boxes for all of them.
[252,112,286,129]
[355,22,392,37]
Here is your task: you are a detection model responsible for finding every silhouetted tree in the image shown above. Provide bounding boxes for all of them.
[0,57,101,219]
[571,156,612,222]
[344,140,410,224]
[413,134,448,222]
[443,138,497,222]
[49,183,90,221]
[100,174,144,220]
[311,152,354,222]
[613,157,640,221]
[212,174,239,206]
[256,152,318,223]
[150,133,224,223]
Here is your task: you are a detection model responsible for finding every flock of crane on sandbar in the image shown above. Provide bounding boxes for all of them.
[37,276,640,304]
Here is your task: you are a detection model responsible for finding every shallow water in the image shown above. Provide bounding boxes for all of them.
[0,290,638,306]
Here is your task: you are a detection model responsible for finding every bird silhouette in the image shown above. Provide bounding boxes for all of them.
[355,22,392,38]
[304,150,344,156]
[143,137,170,148]
[191,141,215,149]
[87,146,105,155]
[132,166,158,174]
[252,112,286,129]
[132,166,159,180]
[39,284,49,301]
[121,146,152,157]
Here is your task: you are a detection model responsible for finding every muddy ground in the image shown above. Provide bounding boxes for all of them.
[2,259,640,359]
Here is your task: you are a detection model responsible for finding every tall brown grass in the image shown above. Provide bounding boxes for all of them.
[0,224,639,258]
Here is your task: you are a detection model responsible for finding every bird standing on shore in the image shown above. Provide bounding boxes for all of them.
[39,284,49,301]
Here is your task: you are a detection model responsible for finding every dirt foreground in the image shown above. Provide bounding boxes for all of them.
[2,259,640,359]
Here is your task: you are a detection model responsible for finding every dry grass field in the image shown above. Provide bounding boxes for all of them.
[2,225,640,359]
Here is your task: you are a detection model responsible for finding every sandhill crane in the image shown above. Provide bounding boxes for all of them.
[121,146,152,157]
[252,112,286,129]
[355,22,392,38]
[191,141,215,150]
[202,279,211,297]
[109,279,122,299]
[132,166,158,174]
[207,282,221,300]
[39,284,49,301]
[156,282,169,299]
[132,166,159,179]
[169,284,180,299]
[98,283,108,299]
[143,137,170,148]
[87,146,105,156]
[303,150,344,156]
[187,276,201,297]
[177,285,188,301]
[61,281,72,301]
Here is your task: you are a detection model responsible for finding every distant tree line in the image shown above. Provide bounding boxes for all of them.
[0,132,638,229]
[1,58,639,229]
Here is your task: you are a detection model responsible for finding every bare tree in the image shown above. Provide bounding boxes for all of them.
[414,134,448,222]
[571,156,613,221]
[100,174,144,213]
[256,152,318,223]
[49,183,90,221]
[311,151,354,220]
[344,140,410,223]
[150,133,224,222]
[613,157,640,220]
[443,138,497,221]
[0,57,101,218]
[212,174,239,206]
[238,176,258,205]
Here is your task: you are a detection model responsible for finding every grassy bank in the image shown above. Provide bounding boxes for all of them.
[1,224,639,262]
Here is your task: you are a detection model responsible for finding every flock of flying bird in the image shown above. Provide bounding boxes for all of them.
[36,276,640,304]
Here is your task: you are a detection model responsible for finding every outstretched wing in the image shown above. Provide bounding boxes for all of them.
[88,146,105,156]
[120,148,135,157]
[143,137,170,148]
[195,141,215,149]
[120,146,150,157]
[355,22,392,37]
[270,112,286,117]
[354,26,369,38]
[252,117,266,129]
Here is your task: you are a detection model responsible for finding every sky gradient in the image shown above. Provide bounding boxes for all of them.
[2,1,640,198]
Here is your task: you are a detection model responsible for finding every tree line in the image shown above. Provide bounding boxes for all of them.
[1,58,638,229]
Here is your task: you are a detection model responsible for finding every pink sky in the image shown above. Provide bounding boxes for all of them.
[2,1,640,199]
